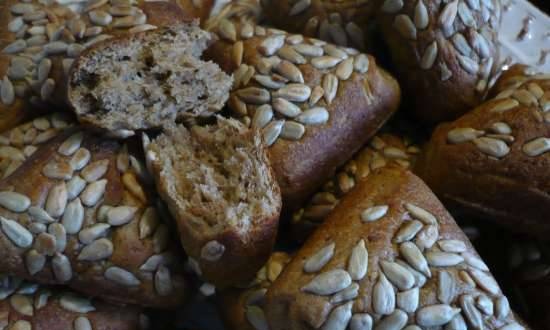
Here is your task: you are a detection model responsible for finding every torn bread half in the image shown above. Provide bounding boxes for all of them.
[146,117,282,287]
[68,22,232,133]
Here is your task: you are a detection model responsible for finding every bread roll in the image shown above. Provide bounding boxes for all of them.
[265,167,524,330]
[68,22,232,133]
[0,0,190,132]
[415,65,550,236]
[378,0,502,123]
[0,128,188,307]
[205,20,401,210]
[146,117,282,288]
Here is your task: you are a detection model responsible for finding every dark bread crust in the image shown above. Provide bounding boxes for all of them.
[265,167,523,330]
[415,68,550,237]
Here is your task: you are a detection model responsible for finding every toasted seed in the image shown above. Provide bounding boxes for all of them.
[380,260,415,290]
[321,301,352,330]
[0,216,33,248]
[373,273,395,315]
[420,41,438,69]
[405,203,437,225]
[417,305,461,327]
[495,296,510,320]
[394,15,417,40]
[330,282,359,304]
[274,61,304,83]
[322,74,338,105]
[301,269,351,295]
[79,223,111,245]
[394,220,423,243]
[490,99,519,113]
[296,107,329,125]
[78,238,113,261]
[523,137,550,156]
[381,0,404,13]
[361,205,388,222]
[397,287,419,313]
[34,232,56,256]
[262,120,284,146]
[81,179,107,207]
[259,34,286,56]
[1,77,15,106]
[469,269,500,295]
[60,294,94,313]
[460,295,483,329]
[416,225,439,250]
[104,266,140,286]
[311,56,342,69]
[273,84,311,102]
[52,253,72,282]
[294,44,324,57]
[74,316,92,330]
[272,98,302,118]
[200,240,225,262]
[473,137,510,157]
[303,242,335,273]
[0,191,30,213]
[399,242,431,277]
[462,252,489,271]
[376,309,408,330]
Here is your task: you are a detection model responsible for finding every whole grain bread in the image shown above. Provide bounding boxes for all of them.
[205,21,401,211]
[0,128,188,308]
[146,117,282,288]
[68,22,232,133]
[415,65,550,237]
[377,0,502,124]
[265,167,525,330]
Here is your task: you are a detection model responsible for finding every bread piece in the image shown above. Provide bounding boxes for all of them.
[68,22,232,133]
[262,0,378,51]
[0,128,188,308]
[415,67,550,237]
[0,274,145,330]
[378,0,502,124]
[0,0,190,133]
[291,132,420,242]
[218,251,292,330]
[265,167,525,330]
[205,21,401,211]
[146,117,282,288]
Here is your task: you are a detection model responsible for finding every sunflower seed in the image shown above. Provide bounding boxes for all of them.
[347,314,372,330]
[303,243,335,273]
[376,309,408,330]
[417,304,461,327]
[462,252,489,271]
[8,17,25,32]
[28,25,46,36]
[199,240,225,262]
[322,74,338,105]
[262,120,284,146]
[373,273,395,315]
[67,149,91,172]
[274,61,304,83]
[272,98,301,118]
[34,289,51,310]
[476,295,493,315]
[412,1,429,30]
[288,0,311,15]
[458,54,479,74]
[63,177,85,202]
[280,121,305,140]
[426,251,464,267]
[361,205,388,222]
[399,242,431,277]
[78,238,113,261]
[466,0,481,10]
[381,0,404,13]
[44,182,67,218]
[104,205,136,227]
[58,132,84,156]
[473,137,510,157]
[48,223,66,252]
[60,294,94,313]
[523,137,550,156]
[333,58,354,81]
[440,0,459,36]
[28,206,54,225]
[311,56,342,69]
[499,323,525,330]
[0,215,32,248]
[0,77,15,106]
[78,223,110,245]
[321,301,352,330]
[140,252,174,272]
[74,316,92,330]
[25,249,45,275]
[416,225,439,250]
[59,198,84,235]
[81,159,109,182]
[323,44,347,60]
[391,285,416,313]
[153,265,172,296]
[437,240,467,253]
[10,294,33,316]
[394,220,423,243]
[40,78,55,101]
[0,191,31,213]
[246,305,268,330]
[0,147,25,163]
[447,127,485,143]
[236,87,270,104]
[34,232,56,256]
[273,84,311,102]
[230,41,244,67]
[460,295,483,329]
[420,41,438,69]
[470,31,490,59]
[294,44,324,57]
[297,107,329,125]
[105,266,140,286]
[495,296,510,320]
[489,98,519,113]
[445,314,467,330]
[301,269,351,295]
[405,203,437,225]
[329,282,358,304]
[404,326,422,330]
[527,83,544,99]
[436,270,455,303]
[10,320,31,330]
[394,15,417,40]
[112,13,145,28]
[469,269,500,295]
[259,34,285,56]
[380,260,415,290]
[253,75,285,90]
[52,253,72,282]
[80,179,107,207]
[277,45,306,65]
[3,40,27,55]
[43,41,68,55]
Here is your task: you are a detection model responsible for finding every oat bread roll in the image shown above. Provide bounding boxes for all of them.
[291,132,420,242]
[261,0,377,51]
[0,0,190,133]
[378,0,502,124]
[205,21,401,210]
[265,167,523,330]
[68,22,232,133]
[415,66,550,237]
[0,128,188,308]
[0,274,145,330]
[146,117,282,288]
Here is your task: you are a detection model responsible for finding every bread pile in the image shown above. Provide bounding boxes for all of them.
[0,0,548,328]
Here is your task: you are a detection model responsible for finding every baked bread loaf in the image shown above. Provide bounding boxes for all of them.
[0,273,145,330]
[261,0,377,51]
[0,0,190,133]
[291,132,420,242]
[0,112,73,179]
[0,128,188,308]
[378,0,502,123]
[265,167,524,330]
[146,117,282,288]
[205,21,401,210]
[218,251,292,330]
[415,66,550,237]
[68,22,232,133]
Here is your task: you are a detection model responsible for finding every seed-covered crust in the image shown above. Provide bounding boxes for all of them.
[378,0,502,124]
[205,21,400,211]
[0,128,188,308]
[146,118,282,288]
[0,0,190,133]
[415,65,550,237]
[291,132,420,242]
[0,274,144,330]
[265,167,524,330]
[262,0,378,51]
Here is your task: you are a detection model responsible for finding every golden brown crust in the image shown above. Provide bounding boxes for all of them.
[205,21,400,211]
[377,0,502,124]
[265,167,522,330]
[415,69,550,237]
[0,128,188,307]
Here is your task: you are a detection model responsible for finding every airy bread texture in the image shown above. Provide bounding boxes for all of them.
[147,117,282,287]
[68,22,232,132]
